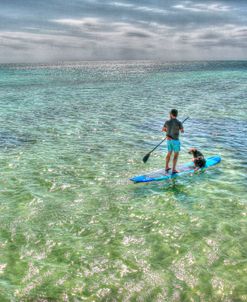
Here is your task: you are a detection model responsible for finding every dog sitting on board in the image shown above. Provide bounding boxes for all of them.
[188,148,206,170]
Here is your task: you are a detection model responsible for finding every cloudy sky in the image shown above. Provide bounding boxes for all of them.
[0,0,246,63]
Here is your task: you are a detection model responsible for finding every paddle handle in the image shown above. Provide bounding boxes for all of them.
[181,117,189,124]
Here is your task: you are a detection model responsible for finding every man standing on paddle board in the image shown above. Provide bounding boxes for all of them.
[162,109,184,173]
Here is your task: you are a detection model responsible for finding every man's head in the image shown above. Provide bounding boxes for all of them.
[170,109,178,118]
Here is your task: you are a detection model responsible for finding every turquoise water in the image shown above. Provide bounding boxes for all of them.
[0,61,246,301]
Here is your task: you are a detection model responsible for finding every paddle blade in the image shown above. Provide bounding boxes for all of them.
[143,152,150,163]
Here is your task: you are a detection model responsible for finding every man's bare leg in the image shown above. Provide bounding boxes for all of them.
[172,152,179,172]
[166,152,172,171]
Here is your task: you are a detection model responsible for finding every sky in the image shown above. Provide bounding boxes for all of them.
[0,0,246,63]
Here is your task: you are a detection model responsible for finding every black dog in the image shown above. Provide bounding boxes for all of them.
[188,148,206,169]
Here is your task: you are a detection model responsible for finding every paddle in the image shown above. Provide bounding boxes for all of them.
[142,117,189,163]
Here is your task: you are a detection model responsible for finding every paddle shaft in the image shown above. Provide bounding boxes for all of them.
[147,137,167,155]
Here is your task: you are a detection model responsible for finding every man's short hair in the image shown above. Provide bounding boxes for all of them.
[170,109,178,117]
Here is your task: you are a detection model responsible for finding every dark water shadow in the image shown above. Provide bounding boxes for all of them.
[0,131,36,149]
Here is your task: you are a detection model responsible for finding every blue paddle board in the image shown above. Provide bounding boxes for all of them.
[130,155,221,183]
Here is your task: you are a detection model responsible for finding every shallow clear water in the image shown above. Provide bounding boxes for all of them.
[0,61,246,301]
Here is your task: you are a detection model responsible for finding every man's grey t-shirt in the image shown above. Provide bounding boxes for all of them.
[164,118,183,140]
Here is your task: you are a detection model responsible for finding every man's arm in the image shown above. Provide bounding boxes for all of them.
[179,121,184,133]
[162,121,168,132]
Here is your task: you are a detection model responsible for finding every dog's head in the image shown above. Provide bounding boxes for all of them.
[188,148,205,161]
[188,148,197,156]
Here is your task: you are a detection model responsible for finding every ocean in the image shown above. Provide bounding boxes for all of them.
[0,61,246,301]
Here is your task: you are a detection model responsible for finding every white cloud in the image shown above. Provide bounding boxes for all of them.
[111,2,168,15]
[0,18,246,62]
[173,1,231,13]
[0,0,246,62]
[53,17,99,27]
[111,2,133,9]
[176,24,247,49]
[52,17,152,37]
